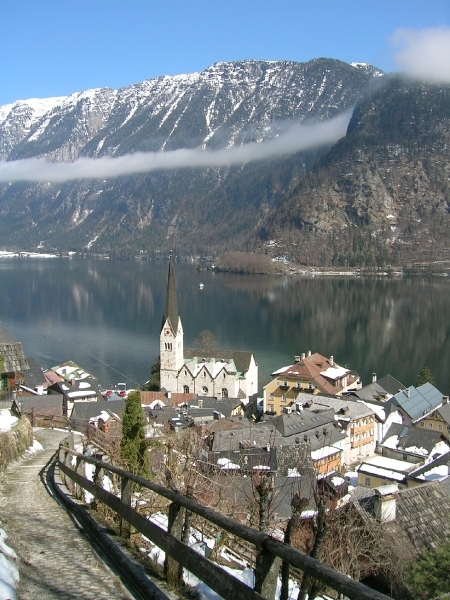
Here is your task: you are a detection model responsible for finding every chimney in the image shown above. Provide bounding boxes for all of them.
[329,355,334,366]
[294,355,300,363]
[443,396,449,405]
[198,398,203,408]
[405,388,410,398]
[70,378,76,387]
[373,484,398,523]
[307,350,311,357]
[372,373,377,383]
[301,353,306,360]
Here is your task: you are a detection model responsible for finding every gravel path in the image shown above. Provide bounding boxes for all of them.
[0,428,136,600]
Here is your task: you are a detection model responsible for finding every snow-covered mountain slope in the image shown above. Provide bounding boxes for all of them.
[0,58,381,255]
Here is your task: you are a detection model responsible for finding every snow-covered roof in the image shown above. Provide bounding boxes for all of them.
[311,445,341,460]
[320,366,349,380]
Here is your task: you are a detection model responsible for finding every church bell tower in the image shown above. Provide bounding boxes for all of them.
[160,254,184,391]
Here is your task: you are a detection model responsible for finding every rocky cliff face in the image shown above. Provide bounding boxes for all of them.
[258,75,450,267]
[0,59,378,255]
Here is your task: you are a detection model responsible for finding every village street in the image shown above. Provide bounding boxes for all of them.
[0,428,136,600]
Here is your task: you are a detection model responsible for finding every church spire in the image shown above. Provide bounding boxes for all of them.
[161,252,179,333]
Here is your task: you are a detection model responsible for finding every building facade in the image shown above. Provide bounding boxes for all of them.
[159,258,258,402]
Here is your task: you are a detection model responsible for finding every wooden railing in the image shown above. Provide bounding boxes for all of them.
[57,445,392,600]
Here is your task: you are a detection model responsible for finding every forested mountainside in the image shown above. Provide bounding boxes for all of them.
[258,75,450,267]
[0,59,378,256]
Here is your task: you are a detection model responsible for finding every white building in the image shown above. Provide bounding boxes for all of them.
[159,257,258,402]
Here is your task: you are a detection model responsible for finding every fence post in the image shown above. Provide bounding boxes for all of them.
[75,456,84,501]
[164,501,185,587]
[92,455,104,511]
[120,475,132,539]
[31,407,37,427]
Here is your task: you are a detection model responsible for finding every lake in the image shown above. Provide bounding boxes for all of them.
[1,257,450,394]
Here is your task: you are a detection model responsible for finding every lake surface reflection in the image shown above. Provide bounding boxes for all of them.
[1,257,450,394]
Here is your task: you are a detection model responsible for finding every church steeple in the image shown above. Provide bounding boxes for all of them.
[160,253,184,391]
[161,252,179,334]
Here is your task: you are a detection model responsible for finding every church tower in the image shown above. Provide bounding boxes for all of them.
[160,254,184,391]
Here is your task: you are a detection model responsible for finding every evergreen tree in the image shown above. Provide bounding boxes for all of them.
[142,356,160,391]
[415,366,435,387]
[407,542,450,599]
[120,390,150,478]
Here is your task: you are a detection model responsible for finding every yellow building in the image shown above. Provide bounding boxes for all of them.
[263,351,361,415]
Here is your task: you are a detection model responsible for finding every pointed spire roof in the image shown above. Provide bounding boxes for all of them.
[161,253,179,333]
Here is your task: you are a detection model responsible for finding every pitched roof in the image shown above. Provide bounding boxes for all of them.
[0,341,29,373]
[389,382,445,422]
[298,393,375,420]
[270,352,357,396]
[21,357,46,389]
[381,423,445,456]
[161,255,179,334]
[183,348,254,373]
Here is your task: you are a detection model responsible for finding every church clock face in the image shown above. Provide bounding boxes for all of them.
[165,329,170,335]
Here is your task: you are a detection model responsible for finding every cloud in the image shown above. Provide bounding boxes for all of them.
[0,112,351,183]
[391,26,450,83]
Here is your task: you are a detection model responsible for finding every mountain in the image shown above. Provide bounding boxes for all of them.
[0,59,379,256]
[258,75,450,267]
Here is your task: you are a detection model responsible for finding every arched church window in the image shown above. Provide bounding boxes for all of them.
[222,388,228,398]
[183,385,189,394]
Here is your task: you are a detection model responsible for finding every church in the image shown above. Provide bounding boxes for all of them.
[159,258,258,402]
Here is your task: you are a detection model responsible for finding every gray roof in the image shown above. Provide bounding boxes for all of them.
[389,382,445,422]
[381,423,444,455]
[435,402,450,425]
[183,348,254,373]
[20,394,64,417]
[21,357,46,389]
[299,394,375,420]
[70,399,125,430]
[0,341,29,373]
[408,451,450,479]
[351,374,405,401]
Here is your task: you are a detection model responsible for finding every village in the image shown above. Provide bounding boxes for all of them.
[1,257,450,598]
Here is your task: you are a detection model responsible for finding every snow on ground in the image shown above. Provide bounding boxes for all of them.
[0,410,18,433]
[0,528,18,600]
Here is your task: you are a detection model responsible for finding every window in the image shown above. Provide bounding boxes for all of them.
[429,423,433,429]
[201,386,208,395]
[439,424,443,431]
[222,388,228,398]
[269,393,274,400]
[183,385,189,393]
[268,404,274,413]
[281,394,286,402]
[365,477,371,486]
[420,421,425,427]
[308,382,313,390]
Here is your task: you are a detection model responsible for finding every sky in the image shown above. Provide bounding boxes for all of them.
[1,0,449,107]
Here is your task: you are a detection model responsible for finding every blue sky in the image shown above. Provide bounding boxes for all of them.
[1,0,449,106]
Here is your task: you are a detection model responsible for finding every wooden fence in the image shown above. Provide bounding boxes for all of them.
[57,445,393,600]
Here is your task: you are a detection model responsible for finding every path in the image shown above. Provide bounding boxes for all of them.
[0,428,136,600]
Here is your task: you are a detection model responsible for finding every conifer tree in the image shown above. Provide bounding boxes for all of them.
[415,366,434,387]
[407,542,450,599]
[120,390,150,478]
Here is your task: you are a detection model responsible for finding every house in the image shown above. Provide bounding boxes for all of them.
[379,423,449,464]
[295,393,377,464]
[356,398,403,445]
[159,256,258,402]
[387,382,447,427]
[350,373,405,402]
[70,399,126,433]
[0,327,29,396]
[45,361,103,416]
[271,410,347,476]
[356,455,418,488]
[414,398,450,438]
[263,351,361,415]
